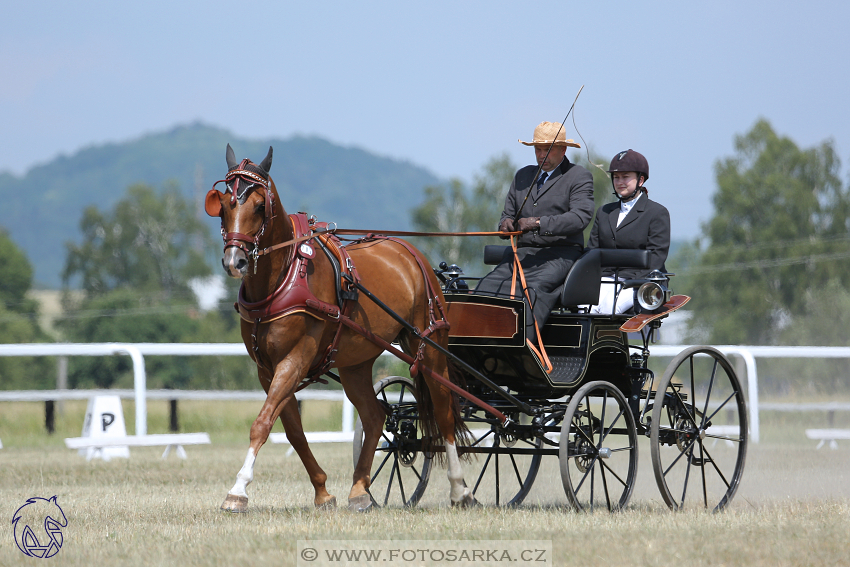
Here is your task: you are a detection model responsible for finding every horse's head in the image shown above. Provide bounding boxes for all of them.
[206,144,283,278]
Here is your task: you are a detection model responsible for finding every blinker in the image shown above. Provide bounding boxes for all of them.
[205,189,222,217]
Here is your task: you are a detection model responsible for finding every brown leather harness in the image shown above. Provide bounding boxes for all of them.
[220,207,451,393]
[209,165,506,421]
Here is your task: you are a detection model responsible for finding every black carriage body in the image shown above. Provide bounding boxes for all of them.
[444,291,634,397]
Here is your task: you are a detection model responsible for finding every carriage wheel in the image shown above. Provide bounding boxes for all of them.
[559,381,638,512]
[461,416,543,507]
[650,346,748,511]
[353,376,431,508]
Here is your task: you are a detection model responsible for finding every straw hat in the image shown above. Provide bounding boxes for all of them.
[519,121,581,148]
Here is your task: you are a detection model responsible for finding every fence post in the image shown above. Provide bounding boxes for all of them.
[169,399,179,432]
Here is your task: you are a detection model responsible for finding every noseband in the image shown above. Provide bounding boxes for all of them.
[210,159,277,271]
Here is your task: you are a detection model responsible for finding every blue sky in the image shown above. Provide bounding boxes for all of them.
[3,1,848,240]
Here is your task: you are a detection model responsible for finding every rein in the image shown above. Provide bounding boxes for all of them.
[252,228,523,259]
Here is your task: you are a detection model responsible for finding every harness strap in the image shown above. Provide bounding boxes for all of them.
[307,309,506,424]
[509,235,554,374]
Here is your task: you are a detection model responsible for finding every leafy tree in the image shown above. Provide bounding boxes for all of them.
[679,119,850,344]
[59,183,222,388]
[411,155,514,273]
[0,229,52,389]
[62,182,212,295]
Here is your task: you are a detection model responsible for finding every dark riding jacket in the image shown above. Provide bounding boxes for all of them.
[587,191,671,279]
[500,158,595,248]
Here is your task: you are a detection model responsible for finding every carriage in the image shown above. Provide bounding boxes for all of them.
[208,145,746,514]
[353,246,748,512]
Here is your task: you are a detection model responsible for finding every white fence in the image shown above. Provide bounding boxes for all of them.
[1,343,850,444]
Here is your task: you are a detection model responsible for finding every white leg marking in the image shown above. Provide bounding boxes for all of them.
[229,448,256,498]
[445,441,470,503]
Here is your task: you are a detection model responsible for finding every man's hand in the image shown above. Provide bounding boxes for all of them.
[518,217,540,232]
[498,218,516,239]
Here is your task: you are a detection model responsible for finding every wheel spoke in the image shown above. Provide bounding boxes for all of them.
[701,443,732,489]
[599,408,626,446]
[510,454,523,486]
[700,440,708,508]
[701,359,718,429]
[495,453,501,506]
[673,389,697,428]
[601,460,612,510]
[384,455,398,507]
[599,459,629,488]
[472,453,493,495]
[704,391,739,425]
[589,456,595,511]
[598,390,608,448]
[471,430,494,447]
[395,457,407,505]
[573,453,600,493]
[372,449,392,483]
[662,433,698,477]
[679,441,696,507]
[703,433,741,443]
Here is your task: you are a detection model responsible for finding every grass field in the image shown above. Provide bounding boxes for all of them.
[1,400,849,566]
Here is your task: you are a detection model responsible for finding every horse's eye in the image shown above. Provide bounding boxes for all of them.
[254,202,265,215]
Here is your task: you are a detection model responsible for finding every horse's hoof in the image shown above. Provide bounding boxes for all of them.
[316,496,337,509]
[451,493,480,508]
[348,493,374,512]
[220,494,249,513]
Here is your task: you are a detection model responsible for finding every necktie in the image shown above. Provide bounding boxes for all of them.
[535,172,547,199]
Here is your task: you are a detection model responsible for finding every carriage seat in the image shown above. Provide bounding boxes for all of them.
[482,245,649,309]
[559,249,649,309]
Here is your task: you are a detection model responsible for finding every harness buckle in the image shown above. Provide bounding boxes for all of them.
[252,246,260,274]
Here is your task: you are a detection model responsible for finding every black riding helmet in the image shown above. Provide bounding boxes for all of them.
[608,149,649,201]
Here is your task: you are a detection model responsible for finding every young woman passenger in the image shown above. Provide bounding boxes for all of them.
[586,149,670,314]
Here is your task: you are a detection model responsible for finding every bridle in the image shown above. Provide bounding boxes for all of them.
[207,159,278,272]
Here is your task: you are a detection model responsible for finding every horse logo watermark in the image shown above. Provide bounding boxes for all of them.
[12,496,67,559]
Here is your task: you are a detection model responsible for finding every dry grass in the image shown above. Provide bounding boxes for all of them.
[1,402,849,566]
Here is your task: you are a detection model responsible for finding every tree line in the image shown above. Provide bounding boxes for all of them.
[1,118,848,392]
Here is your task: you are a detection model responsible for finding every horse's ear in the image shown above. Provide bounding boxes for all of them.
[226,144,238,170]
[259,146,273,174]
[205,189,222,217]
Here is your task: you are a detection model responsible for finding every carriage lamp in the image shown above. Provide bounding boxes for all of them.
[636,281,671,311]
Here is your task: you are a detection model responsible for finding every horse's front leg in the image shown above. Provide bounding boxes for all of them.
[277,395,337,508]
[221,358,303,513]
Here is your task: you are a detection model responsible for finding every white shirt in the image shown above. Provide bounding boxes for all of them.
[617,193,641,227]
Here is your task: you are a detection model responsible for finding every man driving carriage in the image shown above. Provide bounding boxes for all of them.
[475,121,594,341]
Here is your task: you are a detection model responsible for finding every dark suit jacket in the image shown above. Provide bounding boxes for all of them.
[500,157,594,248]
[587,192,671,279]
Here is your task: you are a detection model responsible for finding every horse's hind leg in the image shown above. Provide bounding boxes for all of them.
[277,395,337,508]
[419,342,477,507]
[338,358,385,511]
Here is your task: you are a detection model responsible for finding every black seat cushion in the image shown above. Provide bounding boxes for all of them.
[599,249,650,269]
[483,245,511,265]
[560,249,603,307]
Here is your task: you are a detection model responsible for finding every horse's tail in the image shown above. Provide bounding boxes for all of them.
[414,358,471,464]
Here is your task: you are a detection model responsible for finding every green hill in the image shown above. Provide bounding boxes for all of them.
[0,123,440,288]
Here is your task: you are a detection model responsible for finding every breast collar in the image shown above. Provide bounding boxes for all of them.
[236,212,350,324]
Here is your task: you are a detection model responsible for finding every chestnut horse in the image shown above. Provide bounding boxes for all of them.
[205,145,474,512]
